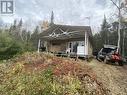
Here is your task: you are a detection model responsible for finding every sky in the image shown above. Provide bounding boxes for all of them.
[0,0,118,32]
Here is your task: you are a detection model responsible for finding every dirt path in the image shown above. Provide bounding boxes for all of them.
[85,60,127,95]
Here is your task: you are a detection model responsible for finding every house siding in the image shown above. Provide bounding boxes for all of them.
[88,40,93,55]
[48,42,67,53]
[44,38,92,56]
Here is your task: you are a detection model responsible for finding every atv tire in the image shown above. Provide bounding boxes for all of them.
[104,57,108,64]
[96,56,102,62]
[104,56,109,64]
[118,61,123,66]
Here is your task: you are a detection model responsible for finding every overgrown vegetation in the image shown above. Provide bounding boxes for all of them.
[0,19,40,60]
[93,17,127,56]
[0,53,109,95]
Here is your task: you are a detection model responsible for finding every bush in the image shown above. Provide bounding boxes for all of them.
[0,63,81,95]
[0,32,35,60]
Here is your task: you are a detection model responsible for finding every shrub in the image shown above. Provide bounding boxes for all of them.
[0,53,109,95]
[0,32,35,60]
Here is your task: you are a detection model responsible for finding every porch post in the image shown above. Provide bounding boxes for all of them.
[85,32,88,56]
[45,41,48,52]
[37,39,41,53]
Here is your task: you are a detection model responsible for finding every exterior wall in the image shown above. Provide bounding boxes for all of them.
[88,40,93,55]
[47,42,51,52]
[67,41,85,55]
[84,32,93,56]
[45,35,93,56]
[48,42,67,53]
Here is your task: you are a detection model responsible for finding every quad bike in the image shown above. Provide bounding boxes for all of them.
[97,45,123,66]
[104,52,123,66]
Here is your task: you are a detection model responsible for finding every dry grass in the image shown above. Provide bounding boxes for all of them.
[0,52,109,95]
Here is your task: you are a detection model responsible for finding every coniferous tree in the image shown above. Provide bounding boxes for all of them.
[18,19,24,41]
[31,26,39,50]
[100,15,111,45]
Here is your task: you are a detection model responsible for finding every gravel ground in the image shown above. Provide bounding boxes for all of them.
[86,60,127,95]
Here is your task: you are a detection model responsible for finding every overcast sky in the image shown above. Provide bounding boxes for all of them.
[0,0,117,32]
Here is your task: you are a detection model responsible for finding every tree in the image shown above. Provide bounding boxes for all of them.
[110,0,127,53]
[93,33,102,51]
[120,20,127,56]
[0,31,23,60]
[10,19,17,34]
[41,20,50,31]
[31,26,40,50]
[100,15,111,45]
[93,19,127,56]
[93,16,111,52]
[50,11,54,25]
[17,19,24,41]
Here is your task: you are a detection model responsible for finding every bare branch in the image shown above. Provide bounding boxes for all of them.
[110,0,120,9]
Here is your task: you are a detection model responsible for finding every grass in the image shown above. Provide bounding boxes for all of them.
[0,52,108,95]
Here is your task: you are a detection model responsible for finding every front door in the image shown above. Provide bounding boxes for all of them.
[67,41,85,54]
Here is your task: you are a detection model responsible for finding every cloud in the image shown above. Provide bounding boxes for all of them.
[0,0,116,32]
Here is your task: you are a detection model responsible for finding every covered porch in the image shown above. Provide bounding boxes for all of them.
[39,24,92,57]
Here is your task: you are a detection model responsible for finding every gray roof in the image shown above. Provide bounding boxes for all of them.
[40,24,92,41]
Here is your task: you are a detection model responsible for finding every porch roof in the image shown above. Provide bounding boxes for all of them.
[40,24,92,41]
